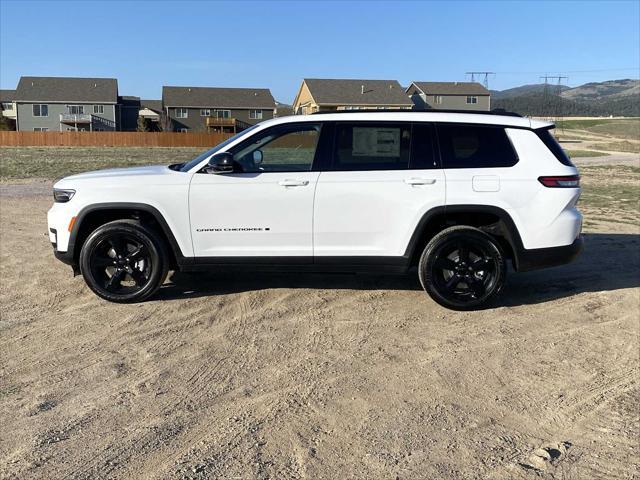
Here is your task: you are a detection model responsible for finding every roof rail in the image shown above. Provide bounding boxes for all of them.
[310,108,522,117]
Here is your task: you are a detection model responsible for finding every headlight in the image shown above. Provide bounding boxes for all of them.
[53,188,76,203]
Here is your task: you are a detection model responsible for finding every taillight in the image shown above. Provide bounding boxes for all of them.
[538,175,580,188]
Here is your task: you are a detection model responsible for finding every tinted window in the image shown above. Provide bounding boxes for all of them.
[232,123,320,172]
[536,128,575,167]
[410,123,438,169]
[333,123,411,171]
[437,124,518,168]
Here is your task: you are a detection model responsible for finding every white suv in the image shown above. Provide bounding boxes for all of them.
[48,111,583,309]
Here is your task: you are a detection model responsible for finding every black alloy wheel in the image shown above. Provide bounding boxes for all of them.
[79,220,168,303]
[419,226,506,310]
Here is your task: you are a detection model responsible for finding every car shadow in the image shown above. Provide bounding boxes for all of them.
[155,233,640,308]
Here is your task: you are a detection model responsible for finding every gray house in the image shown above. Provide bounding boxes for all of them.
[14,76,119,131]
[293,78,414,114]
[162,86,276,133]
[406,82,491,111]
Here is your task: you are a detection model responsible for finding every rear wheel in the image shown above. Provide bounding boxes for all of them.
[419,226,506,310]
[79,220,168,303]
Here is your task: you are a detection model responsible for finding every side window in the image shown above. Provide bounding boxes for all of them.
[232,124,320,173]
[437,124,518,169]
[410,123,438,169]
[333,123,411,171]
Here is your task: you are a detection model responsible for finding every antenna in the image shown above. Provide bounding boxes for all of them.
[465,71,495,89]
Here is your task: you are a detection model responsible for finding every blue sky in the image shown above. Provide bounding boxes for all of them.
[1,0,638,102]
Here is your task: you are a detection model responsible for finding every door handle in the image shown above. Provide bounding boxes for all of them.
[404,178,436,185]
[278,179,309,187]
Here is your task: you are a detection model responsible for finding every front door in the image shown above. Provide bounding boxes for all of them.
[189,122,322,258]
[313,122,446,258]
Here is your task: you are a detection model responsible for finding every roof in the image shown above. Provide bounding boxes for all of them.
[410,81,490,96]
[297,112,538,129]
[118,95,141,107]
[0,89,15,102]
[302,78,413,106]
[162,86,275,109]
[15,76,118,103]
[140,99,163,113]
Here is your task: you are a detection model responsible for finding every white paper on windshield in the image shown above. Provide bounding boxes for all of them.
[352,127,400,157]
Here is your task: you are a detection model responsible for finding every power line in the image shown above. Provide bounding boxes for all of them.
[465,71,495,89]
[540,75,568,123]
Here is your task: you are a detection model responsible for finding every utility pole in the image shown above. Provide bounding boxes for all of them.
[540,75,568,124]
[466,71,495,90]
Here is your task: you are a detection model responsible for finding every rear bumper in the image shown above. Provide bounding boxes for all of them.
[515,235,583,272]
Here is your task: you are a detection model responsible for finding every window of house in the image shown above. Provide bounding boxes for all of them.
[34,127,48,132]
[1,102,13,110]
[231,123,321,173]
[434,96,443,105]
[32,104,48,117]
[466,96,478,104]
[249,109,263,120]
[68,105,85,115]
[93,105,104,114]
[215,110,231,119]
[175,108,188,118]
[436,124,518,169]
[179,127,189,133]
[333,123,411,171]
[200,109,211,117]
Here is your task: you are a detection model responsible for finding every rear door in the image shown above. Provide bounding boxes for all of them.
[313,122,445,258]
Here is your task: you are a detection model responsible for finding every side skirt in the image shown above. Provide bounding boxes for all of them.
[178,256,411,274]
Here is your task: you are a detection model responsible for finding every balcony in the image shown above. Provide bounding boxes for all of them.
[205,116,252,132]
[60,113,92,124]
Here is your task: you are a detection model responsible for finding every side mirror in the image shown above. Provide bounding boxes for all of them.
[205,152,236,174]
[252,150,263,164]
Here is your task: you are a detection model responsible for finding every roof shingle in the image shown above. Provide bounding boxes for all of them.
[162,86,275,109]
[303,79,413,106]
[15,76,118,103]
[0,89,15,102]
[410,82,490,96]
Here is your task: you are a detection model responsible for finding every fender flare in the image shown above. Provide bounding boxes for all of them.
[66,202,187,265]
[403,204,526,269]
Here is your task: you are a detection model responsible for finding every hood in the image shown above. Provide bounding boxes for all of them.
[61,165,171,181]
[54,165,184,189]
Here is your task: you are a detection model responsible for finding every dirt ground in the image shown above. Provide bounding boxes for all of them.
[1,158,639,479]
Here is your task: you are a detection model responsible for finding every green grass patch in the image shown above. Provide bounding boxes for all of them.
[0,146,204,180]
[565,150,609,158]
[591,141,640,153]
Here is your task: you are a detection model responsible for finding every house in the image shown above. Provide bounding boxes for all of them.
[162,86,276,133]
[117,96,141,131]
[14,76,119,131]
[1,89,17,128]
[406,82,491,111]
[292,78,413,114]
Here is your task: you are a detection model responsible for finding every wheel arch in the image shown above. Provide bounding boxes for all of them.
[404,205,525,270]
[69,202,186,269]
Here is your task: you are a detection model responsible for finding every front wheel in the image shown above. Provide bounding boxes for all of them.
[79,220,169,303]
[418,226,506,310]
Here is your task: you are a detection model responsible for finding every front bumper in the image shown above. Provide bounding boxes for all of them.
[515,235,584,272]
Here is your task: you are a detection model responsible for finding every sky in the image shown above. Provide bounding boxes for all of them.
[1,0,638,103]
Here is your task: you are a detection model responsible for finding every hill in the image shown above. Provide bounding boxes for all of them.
[492,79,639,116]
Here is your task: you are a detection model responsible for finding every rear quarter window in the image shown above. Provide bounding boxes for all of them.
[437,124,519,169]
[536,128,575,167]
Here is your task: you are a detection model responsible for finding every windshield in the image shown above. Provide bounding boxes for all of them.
[178,124,260,172]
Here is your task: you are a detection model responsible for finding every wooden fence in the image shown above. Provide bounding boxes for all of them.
[0,131,232,148]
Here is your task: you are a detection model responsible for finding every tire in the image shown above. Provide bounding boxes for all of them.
[79,219,169,303]
[418,225,506,310]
